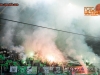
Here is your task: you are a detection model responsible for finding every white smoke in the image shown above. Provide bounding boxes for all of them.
[1,0,100,69]
[1,0,26,59]
[23,28,65,63]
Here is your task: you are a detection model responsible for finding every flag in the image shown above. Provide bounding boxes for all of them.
[27,66,37,74]
[10,66,17,73]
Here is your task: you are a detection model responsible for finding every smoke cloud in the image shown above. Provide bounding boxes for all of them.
[1,0,100,69]
[23,28,65,63]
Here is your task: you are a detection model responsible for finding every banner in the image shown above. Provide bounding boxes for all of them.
[49,67,54,71]
[10,66,17,73]
[64,68,68,72]
[27,66,37,74]
[32,66,37,74]
[43,67,49,73]
[56,67,61,73]
[19,66,26,74]
[52,67,61,74]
